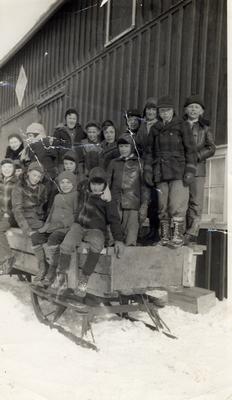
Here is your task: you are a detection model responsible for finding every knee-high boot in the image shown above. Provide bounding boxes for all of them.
[33,245,47,283]
[53,253,71,296]
[43,244,60,286]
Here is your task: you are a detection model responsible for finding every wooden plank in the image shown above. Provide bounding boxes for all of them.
[168,286,216,313]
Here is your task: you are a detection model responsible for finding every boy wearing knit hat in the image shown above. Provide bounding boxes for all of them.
[12,162,48,282]
[183,95,216,243]
[144,95,197,248]
[0,159,17,275]
[107,134,150,246]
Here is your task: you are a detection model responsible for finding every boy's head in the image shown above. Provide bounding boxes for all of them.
[89,167,107,195]
[14,160,23,177]
[1,159,15,178]
[125,109,141,132]
[184,95,205,121]
[8,134,23,151]
[102,120,116,144]
[65,108,79,129]
[85,121,101,143]
[27,162,44,186]
[26,123,46,143]
[117,134,134,158]
[63,150,77,173]
[58,171,76,193]
[143,98,157,121]
[157,96,175,124]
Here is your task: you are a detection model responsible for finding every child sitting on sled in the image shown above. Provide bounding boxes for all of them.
[54,166,124,298]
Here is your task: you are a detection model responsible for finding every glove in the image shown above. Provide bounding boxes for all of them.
[183,173,195,186]
[114,241,125,259]
[139,203,148,225]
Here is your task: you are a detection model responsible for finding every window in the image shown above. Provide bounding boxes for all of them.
[105,0,136,46]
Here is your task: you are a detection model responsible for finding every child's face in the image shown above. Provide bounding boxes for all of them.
[118,143,132,158]
[159,108,174,123]
[145,107,157,121]
[9,137,22,151]
[103,126,116,144]
[86,127,100,143]
[63,159,76,173]
[90,181,105,194]
[127,116,139,131]
[28,170,43,185]
[59,178,74,193]
[185,103,204,120]
[15,168,23,177]
[26,133,37,144]
[1,163,14,178]
[66,113,78,129]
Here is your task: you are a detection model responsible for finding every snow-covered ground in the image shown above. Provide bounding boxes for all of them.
[0,276,231,400]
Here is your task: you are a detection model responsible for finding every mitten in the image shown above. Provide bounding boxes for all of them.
[183,173,195,186]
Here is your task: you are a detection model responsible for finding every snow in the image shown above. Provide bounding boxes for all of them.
[0,276,232,400]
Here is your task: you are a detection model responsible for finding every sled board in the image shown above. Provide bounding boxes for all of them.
[6,228,205,298]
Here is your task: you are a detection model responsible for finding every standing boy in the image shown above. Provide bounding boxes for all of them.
[183,95,216,243]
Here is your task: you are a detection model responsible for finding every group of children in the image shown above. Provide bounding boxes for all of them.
[0,95,216,297]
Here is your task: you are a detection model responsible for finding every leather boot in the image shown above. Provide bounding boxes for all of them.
[33,245,47,283]
[169,219,185,248]
[159,219,170,246]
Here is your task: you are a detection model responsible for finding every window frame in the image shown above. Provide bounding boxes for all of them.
[105,0,136,47]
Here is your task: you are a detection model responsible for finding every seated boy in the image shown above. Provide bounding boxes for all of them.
[0,159,17,274]
[54,167,124,298]
[107,134,149,246]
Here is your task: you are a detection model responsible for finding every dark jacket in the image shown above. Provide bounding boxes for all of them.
[75,168,123,241]
[144,116,197,183]
[0,174,17,224]
[81,138,103,176]
[22,139,58,178]
[100,140,120,169]
[185,117,216,177]
[5,143,24,160]
[12,175,48,234]
[53,123,85,165]
[107,155,150,210]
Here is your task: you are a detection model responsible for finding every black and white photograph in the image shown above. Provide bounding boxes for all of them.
[0,0,230,399]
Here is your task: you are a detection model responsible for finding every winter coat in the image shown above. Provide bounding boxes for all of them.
[81,138,103,176]
[75,168,123,241]
[53,123,85,165]
[100,140,120,169]
[22,138,58,178]
[40,190,78,234]
[123,127,150,158]
[5,143,24,160]
[0,174,17,224]
[12,175,48,234]
[184,117,216,177]
[144,116,197,183]
[107,155,150,210]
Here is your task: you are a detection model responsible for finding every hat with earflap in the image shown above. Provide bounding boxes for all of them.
[88,167,107,185]
[26,123,46,138]
[184,95,205,109]
[117,133,134,147]
[57,171,76,188]
[1,158,15,167]
[62,150,78,163]
[27,161,44,175]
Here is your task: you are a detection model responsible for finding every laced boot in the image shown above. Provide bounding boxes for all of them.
[169,219,185,248]
[33,246,47,284]
[159,220,170,246]
[74,251,100,298]
[75,272,89,298]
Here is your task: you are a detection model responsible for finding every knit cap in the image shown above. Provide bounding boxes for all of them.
[89,167,107,184]
[157,96,174,109]
[117,133,134,147]
[1,158,15,166]
[27,162,44,175]
[26,123,46,137]
[62,150,78,163]
[57,171,76,187]
[184,95,205,109]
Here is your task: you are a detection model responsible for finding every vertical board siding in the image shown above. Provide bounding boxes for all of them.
[0,0,227,143]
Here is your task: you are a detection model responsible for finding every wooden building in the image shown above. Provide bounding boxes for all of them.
[0,0,227,296]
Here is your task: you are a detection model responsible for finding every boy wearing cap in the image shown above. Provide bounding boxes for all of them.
[0,159,17,274]
[12,162,48,282]
[35,171,78,286]
[53,108,85,169]
[107,134,149,246]
[183,95,216,243]
[54,166,124,297]
[144,96,197,247]
[81,121,103,177]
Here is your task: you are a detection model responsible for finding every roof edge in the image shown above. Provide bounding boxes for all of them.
[0,0,66,69]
